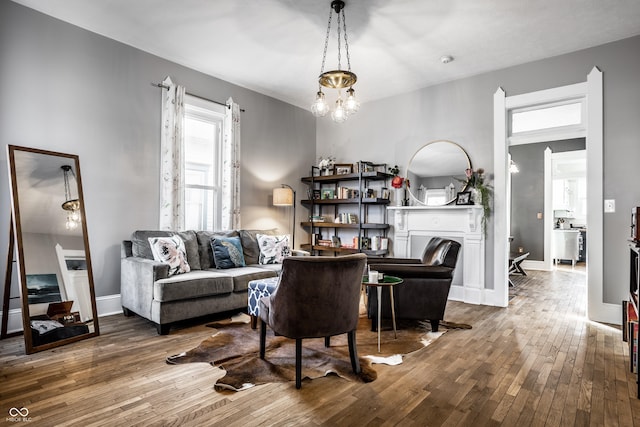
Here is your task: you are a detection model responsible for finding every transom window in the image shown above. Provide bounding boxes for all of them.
[510,100,585,136]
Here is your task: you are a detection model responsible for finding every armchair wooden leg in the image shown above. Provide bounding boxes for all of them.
[430,319,439,332]
[347,330,361,374]
[324,336,331,347]
[259,319,266,359]
[295,339,302,389]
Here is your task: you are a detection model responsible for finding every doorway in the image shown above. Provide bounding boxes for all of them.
[509,141,586,272]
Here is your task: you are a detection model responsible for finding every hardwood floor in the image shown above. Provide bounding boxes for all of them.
[2,268,640,426]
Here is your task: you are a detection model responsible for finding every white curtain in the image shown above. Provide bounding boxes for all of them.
[159,76,186,230]
[222,97,241,229]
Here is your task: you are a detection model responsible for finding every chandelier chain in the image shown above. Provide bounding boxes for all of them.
[336,10,342,70]
[341,9,351,72]
[319,8,333,76]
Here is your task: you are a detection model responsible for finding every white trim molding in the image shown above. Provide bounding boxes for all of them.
[494,67,613,324]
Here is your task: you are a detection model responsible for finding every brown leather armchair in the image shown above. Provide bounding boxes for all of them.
[367,237,461,332]
[258,253,367,389]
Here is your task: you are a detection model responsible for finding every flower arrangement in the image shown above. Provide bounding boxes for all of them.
[318,156,336,175]
[389,165,404,189]
[389,165,410,205]
[459,168,492,235]
[318,156,335,170]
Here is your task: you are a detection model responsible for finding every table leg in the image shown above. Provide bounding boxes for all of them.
[390,286,397,339]
[377,286,381,353]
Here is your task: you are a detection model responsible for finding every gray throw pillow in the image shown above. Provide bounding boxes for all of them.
[131,230,201,270]
[196,230,239,269]
[239,229,278,265]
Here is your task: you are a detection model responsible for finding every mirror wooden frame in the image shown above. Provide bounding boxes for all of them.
[406,140,472,206]
[6,145,99,354]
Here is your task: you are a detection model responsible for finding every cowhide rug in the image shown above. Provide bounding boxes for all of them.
[167,314,465,391]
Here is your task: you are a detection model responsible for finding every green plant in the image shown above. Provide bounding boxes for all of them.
[457,168,492,236]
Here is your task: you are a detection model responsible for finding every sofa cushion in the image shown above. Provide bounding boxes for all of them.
[153,270,234,302]
[132,230,201,270]
[257,234,291,264]
[239,229,278,265]
[148,235,191,276]
[196,230,239,270]
[211,236,246,269]
[206,266,278,292]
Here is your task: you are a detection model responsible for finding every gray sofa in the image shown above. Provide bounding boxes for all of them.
[121,229,300,334]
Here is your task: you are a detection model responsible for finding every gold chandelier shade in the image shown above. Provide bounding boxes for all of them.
[319,70,357,89]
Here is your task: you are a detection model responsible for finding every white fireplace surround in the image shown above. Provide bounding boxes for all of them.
[387,205,486,305]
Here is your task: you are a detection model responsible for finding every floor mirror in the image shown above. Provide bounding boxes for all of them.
[6,145,99,354]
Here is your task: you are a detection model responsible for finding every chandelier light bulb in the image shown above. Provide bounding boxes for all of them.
[71,210,81,222]
[331,96,347,123]
[311,91,329,117]
[345,87,359,114]
[66,215,78,230]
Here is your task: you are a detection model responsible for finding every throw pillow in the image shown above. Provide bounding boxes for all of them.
[211,236,246,269]
[148,235,191,276]
[257,234,291,265]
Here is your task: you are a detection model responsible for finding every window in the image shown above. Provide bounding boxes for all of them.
[183,95,225,231]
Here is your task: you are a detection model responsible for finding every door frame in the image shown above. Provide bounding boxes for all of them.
[493,68,617,324]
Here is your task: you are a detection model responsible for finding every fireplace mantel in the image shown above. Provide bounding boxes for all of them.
[387,205,485,304]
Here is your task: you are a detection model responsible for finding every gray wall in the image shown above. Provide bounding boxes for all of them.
[510,139,586,260]
[0,1,315,302]
[317,35,640,303]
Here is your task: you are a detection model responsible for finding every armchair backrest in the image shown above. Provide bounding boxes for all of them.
[266,253,367,339]
[421,237,461,268]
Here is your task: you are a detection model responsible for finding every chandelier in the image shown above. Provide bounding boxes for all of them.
[61,165,81,230]
[310,0,360,123]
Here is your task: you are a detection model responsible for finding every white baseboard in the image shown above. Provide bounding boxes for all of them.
[96,294,122,317]
[1,294,122,334]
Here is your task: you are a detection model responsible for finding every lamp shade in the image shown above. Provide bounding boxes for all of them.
[273,187,294,206]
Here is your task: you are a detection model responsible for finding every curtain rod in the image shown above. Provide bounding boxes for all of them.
[151,83,245,112]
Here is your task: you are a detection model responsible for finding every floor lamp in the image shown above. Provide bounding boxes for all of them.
[273,184,296,249]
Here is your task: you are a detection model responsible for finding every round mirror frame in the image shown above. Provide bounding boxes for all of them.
[406,140,472,206]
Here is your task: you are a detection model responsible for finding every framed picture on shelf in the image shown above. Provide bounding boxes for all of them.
[455,191,473,205]
[335,163,353,175]
[322,189,335,200]
[312,189,321,200]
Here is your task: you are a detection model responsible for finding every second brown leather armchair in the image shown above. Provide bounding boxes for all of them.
[367,237,461,332]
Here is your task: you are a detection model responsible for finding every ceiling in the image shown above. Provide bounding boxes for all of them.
[11,0,640,110]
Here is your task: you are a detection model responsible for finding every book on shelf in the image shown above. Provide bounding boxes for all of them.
[336,212,358,224]
[310,215,325,222]
[337,187,359,199]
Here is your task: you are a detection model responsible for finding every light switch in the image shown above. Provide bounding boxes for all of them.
[604,199,615,213]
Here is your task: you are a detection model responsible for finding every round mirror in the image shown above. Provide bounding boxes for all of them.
[406,140,471,206]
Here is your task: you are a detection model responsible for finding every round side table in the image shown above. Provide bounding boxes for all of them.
[362,275,403,352]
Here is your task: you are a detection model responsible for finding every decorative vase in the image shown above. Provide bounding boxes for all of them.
[471,187,482,205]
[394,188,403,206]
